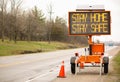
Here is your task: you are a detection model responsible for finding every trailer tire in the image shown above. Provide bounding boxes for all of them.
[71,63,75,74]
[104,63,108,74]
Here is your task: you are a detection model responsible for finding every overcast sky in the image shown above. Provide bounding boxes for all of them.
[22,0,120,42]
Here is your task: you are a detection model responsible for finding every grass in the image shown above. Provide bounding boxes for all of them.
[113,51,120,74]
[0,40,81,56]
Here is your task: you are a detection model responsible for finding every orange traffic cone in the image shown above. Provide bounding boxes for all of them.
[57,61,66,78]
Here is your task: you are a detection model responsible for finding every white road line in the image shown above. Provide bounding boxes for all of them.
[25,64,70,82]
[25,69,58,82]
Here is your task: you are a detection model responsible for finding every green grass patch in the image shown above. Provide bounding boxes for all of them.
[113,51,120,74]
[0,40,81,56]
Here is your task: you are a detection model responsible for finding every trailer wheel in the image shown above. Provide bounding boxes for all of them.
[104,63,108,74]
[71,63,75,74]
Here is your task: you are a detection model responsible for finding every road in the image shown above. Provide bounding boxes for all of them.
[0,46,118,82]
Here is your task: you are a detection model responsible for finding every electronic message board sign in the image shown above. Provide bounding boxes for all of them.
[68,11,111,35]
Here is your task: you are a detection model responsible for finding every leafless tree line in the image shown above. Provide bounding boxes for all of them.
[0,0,88,45]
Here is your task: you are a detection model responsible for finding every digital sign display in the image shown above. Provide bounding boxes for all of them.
[68,11,111,35]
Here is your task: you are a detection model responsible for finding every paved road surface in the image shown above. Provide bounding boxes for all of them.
[0,46,118,82]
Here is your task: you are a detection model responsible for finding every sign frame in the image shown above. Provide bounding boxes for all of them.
[68,11,111,36]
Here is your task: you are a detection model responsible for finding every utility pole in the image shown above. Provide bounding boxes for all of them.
[48,3,54,44]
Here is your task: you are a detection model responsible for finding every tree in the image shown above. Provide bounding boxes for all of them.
[31,6,46,41]
[0,0,8,42]
[51,16,67,41]
[0,1,87,45]
[10,0,22,43]
[17,11,27,41]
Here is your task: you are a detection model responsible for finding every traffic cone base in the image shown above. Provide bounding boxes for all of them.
[57,76,66,78]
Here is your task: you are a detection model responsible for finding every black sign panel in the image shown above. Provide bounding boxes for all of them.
[68,11,111,35]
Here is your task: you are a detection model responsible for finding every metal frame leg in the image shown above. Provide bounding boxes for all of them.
[75,63,77,75]
[100,58,102,76]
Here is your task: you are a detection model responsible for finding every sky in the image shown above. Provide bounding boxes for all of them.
[22,0,120,42]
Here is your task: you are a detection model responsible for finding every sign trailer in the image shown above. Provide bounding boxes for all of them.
[69,9,111,75]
